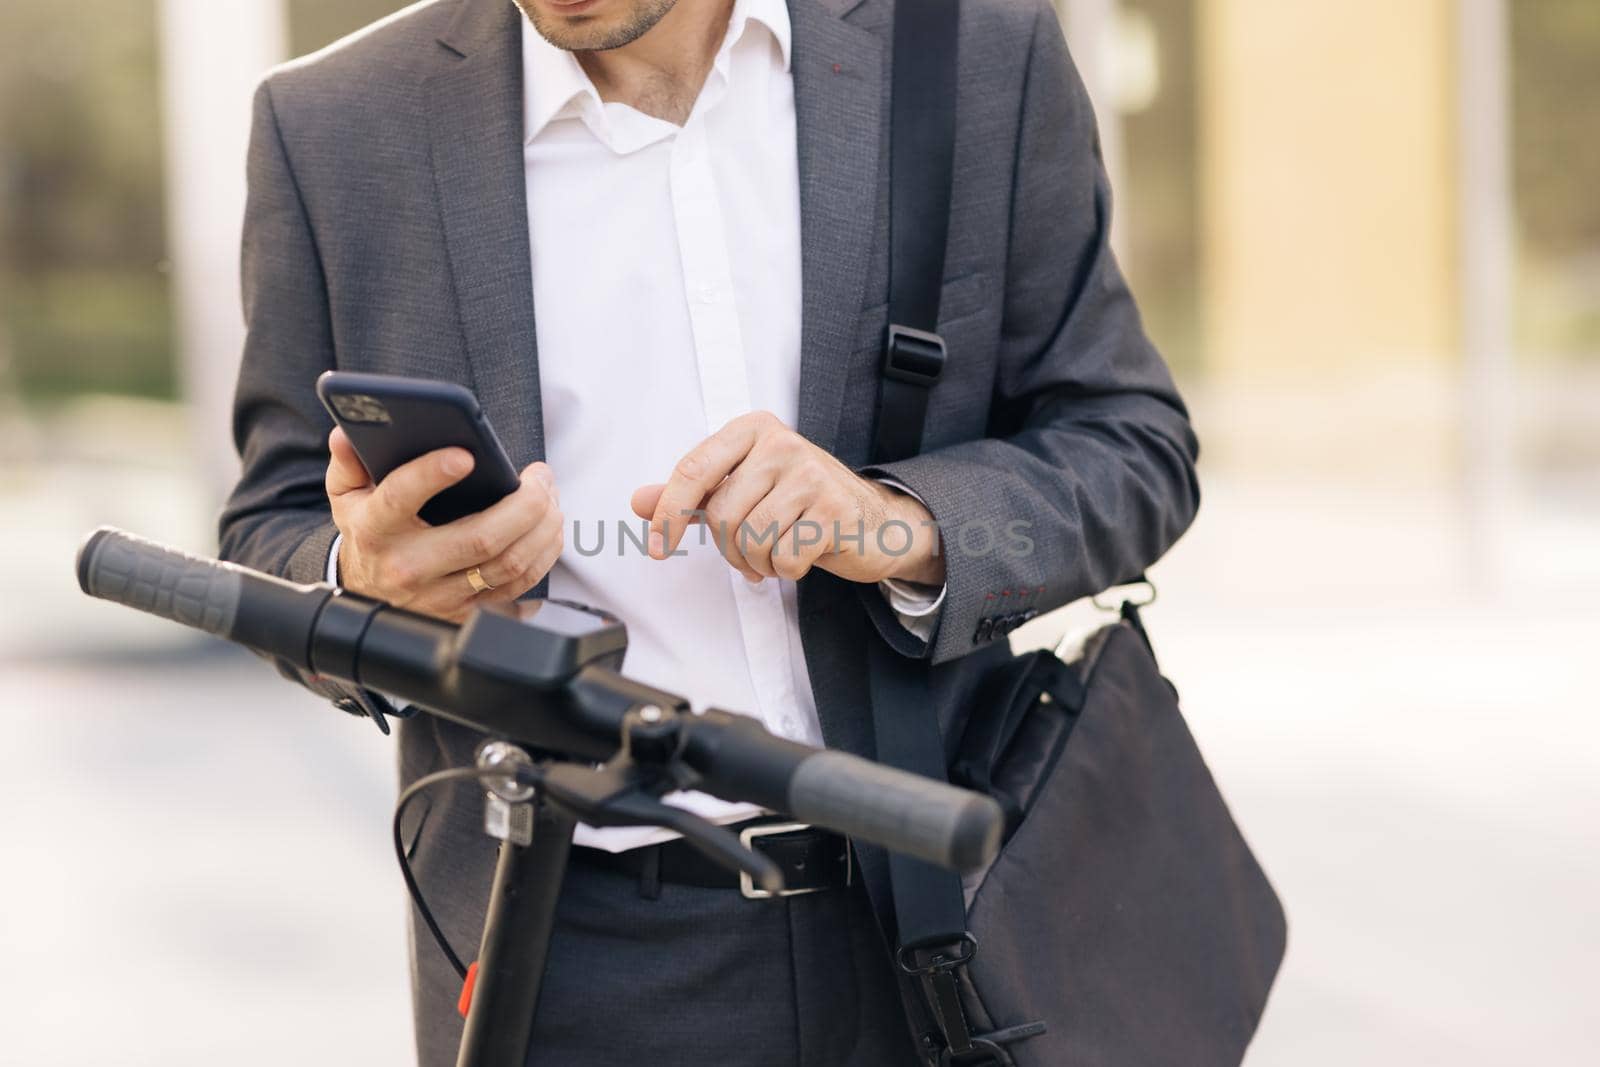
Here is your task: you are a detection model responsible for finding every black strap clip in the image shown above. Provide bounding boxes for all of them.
[883,324,948,386]
[899,935,980,1062]
[898,935,1045,1067]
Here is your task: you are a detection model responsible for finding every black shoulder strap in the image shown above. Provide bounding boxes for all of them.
[869,2,983,1061]
[874,0,959,465]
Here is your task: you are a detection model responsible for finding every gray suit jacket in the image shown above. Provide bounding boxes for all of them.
[219,0,1199,1057]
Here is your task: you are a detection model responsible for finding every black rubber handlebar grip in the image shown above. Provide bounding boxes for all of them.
[77,527,243,637]
[788,750,1003,873]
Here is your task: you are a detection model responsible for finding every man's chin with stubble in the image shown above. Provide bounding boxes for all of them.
[514,0,679,53]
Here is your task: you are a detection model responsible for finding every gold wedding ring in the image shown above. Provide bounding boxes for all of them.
[466,566,494,595]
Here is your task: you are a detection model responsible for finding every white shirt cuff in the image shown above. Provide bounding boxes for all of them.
[326,533,342,586]
[872,478,947,642]
[878,575,947,642]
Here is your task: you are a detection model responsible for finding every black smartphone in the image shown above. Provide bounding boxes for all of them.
[316,371,521,526]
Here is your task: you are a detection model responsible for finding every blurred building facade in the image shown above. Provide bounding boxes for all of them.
[1200,0,1461,380]
[3,0,1595,489]
[0,0,1595,566]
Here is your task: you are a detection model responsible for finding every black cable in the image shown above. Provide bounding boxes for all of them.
[393,765,525,981]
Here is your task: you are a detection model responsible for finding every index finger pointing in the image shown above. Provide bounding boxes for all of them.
[630,483,665,521]
[649,416,768,557]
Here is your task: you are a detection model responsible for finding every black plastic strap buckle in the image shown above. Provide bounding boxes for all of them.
[898,936,1047,1066]
[899,935,979,1061]
[884,324,948,386]
[896,932,977,976]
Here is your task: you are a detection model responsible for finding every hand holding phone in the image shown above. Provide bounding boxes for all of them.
[318,371,522,525]
[317,372,564,619]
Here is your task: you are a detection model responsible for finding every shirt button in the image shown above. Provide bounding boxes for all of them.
[698,284,719,304]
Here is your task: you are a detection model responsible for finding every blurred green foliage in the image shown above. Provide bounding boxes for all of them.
[287,0,409,58]
[0,0,173,400]
[4,272,173,399]
[1511,0,1600,360]
[0,0,403,406]
[0,0,1593,409]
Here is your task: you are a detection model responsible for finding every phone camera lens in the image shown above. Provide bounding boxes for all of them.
[335,394,391,424]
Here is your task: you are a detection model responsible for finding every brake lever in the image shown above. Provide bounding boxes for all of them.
[536,763,784,895]
[651,806,784,896]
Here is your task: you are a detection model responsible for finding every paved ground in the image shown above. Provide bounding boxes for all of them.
[3,649,413,1066]
[3,457,1597,1065]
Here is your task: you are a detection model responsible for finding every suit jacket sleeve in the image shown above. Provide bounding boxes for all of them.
[860,2,1201,666]
[216,78,353,704]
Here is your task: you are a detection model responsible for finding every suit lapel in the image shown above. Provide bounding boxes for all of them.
[424,0,882,469]
[790,0,885,457]
[424,1,886,626]
[427,0,544,465]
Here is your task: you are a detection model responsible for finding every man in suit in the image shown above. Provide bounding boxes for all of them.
[220,0,1200,1063]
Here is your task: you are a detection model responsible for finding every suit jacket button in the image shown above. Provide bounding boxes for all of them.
[974,617,995,643]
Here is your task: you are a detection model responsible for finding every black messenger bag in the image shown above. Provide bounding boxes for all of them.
[865,5,1287,1064]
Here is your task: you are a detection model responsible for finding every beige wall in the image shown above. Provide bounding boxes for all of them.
[1199,0,1459,381]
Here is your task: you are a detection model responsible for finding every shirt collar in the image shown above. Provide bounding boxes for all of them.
[520,0,792,145]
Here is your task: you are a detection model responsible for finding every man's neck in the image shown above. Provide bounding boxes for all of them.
[576,0,736,126]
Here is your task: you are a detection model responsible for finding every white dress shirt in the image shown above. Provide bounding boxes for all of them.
[332,0,942,851]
